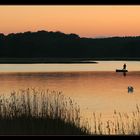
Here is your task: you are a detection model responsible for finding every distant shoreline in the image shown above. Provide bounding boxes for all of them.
[0,58,140,64]
[0,58,97,64]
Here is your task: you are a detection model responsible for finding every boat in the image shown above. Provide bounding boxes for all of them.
[116,69,128,72]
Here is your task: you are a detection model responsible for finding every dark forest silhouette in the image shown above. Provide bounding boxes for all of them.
[0,30,140,59]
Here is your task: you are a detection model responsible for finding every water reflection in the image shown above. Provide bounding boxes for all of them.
[0,61,140,122]
[123,72,126,76]
[0,71,139,117]
[0,61,140,72]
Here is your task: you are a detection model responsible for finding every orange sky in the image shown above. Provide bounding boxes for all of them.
[0,5,140,38]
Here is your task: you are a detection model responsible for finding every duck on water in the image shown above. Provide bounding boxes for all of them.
[116,63,128,72]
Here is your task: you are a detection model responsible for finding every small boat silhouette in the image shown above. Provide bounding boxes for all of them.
[116,69,128,72]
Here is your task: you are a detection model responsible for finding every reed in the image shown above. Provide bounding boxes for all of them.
[0,88,140,135]
[0,88,90,135]
[91,104,140,135]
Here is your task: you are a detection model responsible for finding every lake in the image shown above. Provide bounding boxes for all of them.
[0,61,140,131]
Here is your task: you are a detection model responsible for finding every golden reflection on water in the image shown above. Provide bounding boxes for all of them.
[1,61,140,133]
[0,61,140,72]
[0,71,140,121]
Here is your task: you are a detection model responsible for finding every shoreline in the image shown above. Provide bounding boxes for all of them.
[0,58,97,64]
[0,58,140,64]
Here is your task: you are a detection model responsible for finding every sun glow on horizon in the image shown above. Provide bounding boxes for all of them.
[0,5,140,38]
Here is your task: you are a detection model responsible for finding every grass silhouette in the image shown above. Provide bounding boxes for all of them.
[0,88,140,135]
[0,89,90,135]
[91,105,140,135]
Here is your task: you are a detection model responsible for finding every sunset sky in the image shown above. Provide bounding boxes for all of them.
[0,5,140,38]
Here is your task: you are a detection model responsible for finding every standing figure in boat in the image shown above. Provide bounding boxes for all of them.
[116,63,128,73]
[123,63,127,70]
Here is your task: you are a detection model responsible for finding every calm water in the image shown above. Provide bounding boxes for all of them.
[0,61,140,123]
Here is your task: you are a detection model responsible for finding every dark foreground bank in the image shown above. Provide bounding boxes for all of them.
[0,117,88,135]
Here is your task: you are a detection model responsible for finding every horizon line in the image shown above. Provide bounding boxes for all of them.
[1,30,140,39]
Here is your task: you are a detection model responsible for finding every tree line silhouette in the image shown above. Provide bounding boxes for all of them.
[0,30,140,59]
